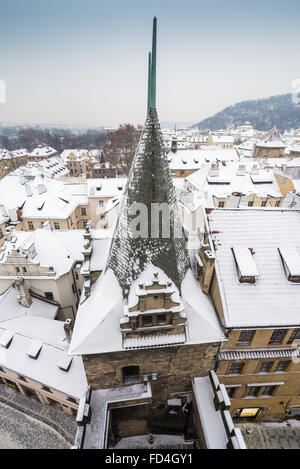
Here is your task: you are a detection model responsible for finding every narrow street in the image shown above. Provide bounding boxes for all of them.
[0,385,77,449]
[0,401,70,449]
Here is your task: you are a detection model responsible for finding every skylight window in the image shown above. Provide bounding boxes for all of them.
[278,247,300,283]
[232,247,259,284]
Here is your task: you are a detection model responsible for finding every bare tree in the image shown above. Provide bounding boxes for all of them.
[103,124,142,176]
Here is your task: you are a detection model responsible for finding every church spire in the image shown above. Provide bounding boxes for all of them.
[147,52,152,110]
[149,16,157,110]
[106,17,190,294]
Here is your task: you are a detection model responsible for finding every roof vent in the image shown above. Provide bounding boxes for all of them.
[232,247,259,284]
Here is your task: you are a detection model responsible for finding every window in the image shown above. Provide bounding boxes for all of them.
[218,201,225,208]
[18,375,27,382]
[83,221,87,228]
[22,267,27,273]
[143,316,153,327]
[274,361,291,372]
[15,267,20,274]
[72,283,76,293]
[100,214,105,219]
[42,386,52,393]
[67,396,77,403]
[44,292,54,301]
[227,362,245,375]
[261,200,267,207]
[246,386,260,397]
[28,221,34,230]
[157,314,166,326]
[81,208,87,216]
[257,361,274,374]
[75,272,79,280]
[261,385,277,397]
[237,330,255,347]
[0,229,3,239]
[226,387,237,399]
[275,200,281,207]
[248,201,254,207]
[269,329,287,345]
[54,222,60,230]
[288,330,300,345]
[122,366,140,385]
[99,200,104,207]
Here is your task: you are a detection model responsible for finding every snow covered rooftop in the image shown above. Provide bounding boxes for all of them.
[0,286,58,322]
[0,174,81,220]
[206,208,300,328]
[29,146,57,158]
[169,149,239,171]
[0,316,87,399]
[257,127,286,148]
[0,229,111,279]
[186,162,282,202]
[69,267,225,355]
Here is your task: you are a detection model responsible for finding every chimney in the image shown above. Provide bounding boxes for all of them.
[14,277,32,308]
[198,242,215,294]
[236,164,246,176]
[37,183,47,194]
[64,319,73,343]
[25,184,33,197]
[209,163,220,177]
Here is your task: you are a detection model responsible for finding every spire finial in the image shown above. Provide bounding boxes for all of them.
[147,52,152,110]
[150,17,157,109]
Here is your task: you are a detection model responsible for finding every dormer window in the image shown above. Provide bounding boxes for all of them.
[278,247,300,283]
[157,314,166,326]
[232,247,259,284]
[143,315,153,327]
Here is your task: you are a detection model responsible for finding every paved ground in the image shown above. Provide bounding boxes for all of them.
[0,385,77,449]
[111,434,194,449]
[0,401,70,449]
[238,421,300,449]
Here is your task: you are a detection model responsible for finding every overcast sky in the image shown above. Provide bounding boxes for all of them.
[0,0,299,127]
